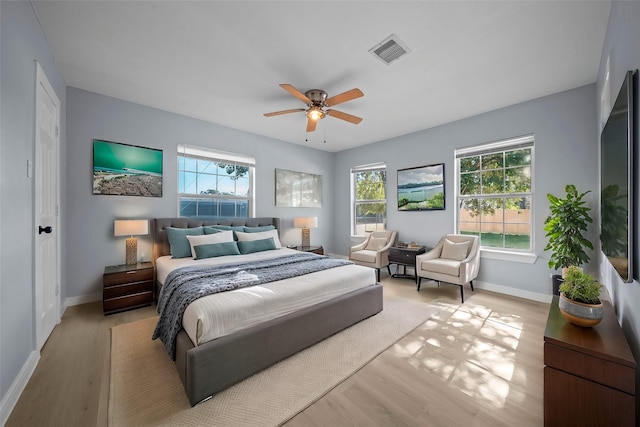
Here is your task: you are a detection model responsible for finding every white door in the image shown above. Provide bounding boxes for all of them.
[35,62,60,350]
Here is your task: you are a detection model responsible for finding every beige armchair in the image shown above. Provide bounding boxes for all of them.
[349,231,398,282]
[415,234,480,303]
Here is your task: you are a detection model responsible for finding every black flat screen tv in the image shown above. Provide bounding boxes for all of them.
[93,139,163,197]
[600,70,637,283]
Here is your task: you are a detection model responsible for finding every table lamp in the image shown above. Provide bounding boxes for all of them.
[114,219,149,265]
[294,217,317,247]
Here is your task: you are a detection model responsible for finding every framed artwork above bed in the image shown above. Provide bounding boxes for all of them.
[93,139,163,197]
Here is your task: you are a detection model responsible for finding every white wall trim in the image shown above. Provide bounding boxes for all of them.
[480,249,538,264]
[0,351,40,426]
[63,292,102,311]
[474,279,552,303]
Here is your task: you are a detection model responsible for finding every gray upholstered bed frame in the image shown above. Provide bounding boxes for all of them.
[152,218,383,406]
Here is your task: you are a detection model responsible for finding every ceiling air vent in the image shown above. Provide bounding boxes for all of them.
[369,34,410,65]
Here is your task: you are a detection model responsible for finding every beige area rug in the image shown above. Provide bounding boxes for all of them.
[109,296,444,427]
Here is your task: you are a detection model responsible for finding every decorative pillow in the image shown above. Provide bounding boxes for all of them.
[186,231,234,258]
[243,225,276,233]
[235,229,282,248]
[203,225,245,234]
[193,241,241,259]
[365,236,388,251]
[166,227,204,258]
[202,226,222,235]
[237,238,277,254]
[440,239,471,261]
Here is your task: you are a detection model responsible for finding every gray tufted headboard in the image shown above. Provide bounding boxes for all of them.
[152,217,281,262]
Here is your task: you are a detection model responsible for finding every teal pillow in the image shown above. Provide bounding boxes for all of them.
[237,238,277,254]
[204,225,245,238]
[203,226,222,235]
[194,241,241,259]
[243,225,276,233]
[166,227,204,258]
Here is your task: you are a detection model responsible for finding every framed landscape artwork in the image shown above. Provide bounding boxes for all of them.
[275,168,322,207]
[397,163,445,211]
[93,139,163,197]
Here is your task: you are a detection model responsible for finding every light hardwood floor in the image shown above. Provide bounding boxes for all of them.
[6,276,549,427]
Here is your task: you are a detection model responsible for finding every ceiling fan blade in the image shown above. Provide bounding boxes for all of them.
[326,109,363,124]
[325,88,364,107]
[280,84,312,105]
[263,108,305,117]
[306,117,317,132]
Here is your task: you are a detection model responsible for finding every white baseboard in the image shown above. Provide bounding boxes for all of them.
[473,280,552,303]
[0,350,40,426]
[63,292,101,310]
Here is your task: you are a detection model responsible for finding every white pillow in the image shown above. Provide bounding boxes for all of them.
[365,236,387,251]
[235,229,282,248]
[440,239,470,261]
[186,231,234,258]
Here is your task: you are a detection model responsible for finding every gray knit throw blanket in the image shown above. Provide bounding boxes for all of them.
[152,252,352,359]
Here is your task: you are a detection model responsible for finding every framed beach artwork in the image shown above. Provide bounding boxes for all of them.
[397,163,445,211]
[275,168,322,207]
[92,139,163,197]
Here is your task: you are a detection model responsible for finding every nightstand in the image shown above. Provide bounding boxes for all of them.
[388,245,426,283]
[290,245,324,255]
[103,262,154,315]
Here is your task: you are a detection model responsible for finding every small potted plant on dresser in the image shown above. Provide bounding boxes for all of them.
[544,184,594,277]
[558,266,603,327]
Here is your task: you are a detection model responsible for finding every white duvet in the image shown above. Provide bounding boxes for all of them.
[156,248,376,347]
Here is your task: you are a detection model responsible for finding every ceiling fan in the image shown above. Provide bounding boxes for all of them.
[264,84,364,132]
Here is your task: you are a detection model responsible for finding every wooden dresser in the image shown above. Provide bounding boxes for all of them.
[103,262,154,315]
[544,296,636,426]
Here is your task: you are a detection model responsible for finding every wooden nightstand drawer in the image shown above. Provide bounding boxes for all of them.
[104,280,153,300]
[389,246,425,264]
[104,267,154,287]
[103,292,153,314]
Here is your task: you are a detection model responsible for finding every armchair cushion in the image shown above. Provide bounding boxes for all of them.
[365,237,388,251]
[350,249,378,264]
[419,259,461,277]
[440,239,470,261]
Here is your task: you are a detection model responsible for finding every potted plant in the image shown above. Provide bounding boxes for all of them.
[558,266,603,327]
[544,184,594,276]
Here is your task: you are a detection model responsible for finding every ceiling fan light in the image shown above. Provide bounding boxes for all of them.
[306,107,325,121]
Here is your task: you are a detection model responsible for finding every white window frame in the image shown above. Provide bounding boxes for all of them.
[454,135,536,261]
[177,144,255,218]
[351,162,387,236]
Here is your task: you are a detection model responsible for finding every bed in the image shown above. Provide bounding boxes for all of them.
[151,217,383,406]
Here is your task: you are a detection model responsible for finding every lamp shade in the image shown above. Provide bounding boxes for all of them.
[293,217,318,229]
[114,219,149,237]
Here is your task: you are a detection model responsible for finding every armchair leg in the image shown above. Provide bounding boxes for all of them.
[417,277,422,292]
[376,268,380,283]
[387,265,392,275]
[470,280,475,291]
[460,285,465,303]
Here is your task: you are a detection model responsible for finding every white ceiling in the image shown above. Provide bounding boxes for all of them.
[32,1,611,153]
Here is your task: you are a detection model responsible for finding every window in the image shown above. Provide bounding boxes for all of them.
[455,135,533,251]
[177,144,254,218]
[351,163,387,235]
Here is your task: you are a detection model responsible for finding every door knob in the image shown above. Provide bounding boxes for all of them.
[39,225,52,234]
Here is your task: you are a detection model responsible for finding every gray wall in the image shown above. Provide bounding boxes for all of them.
[595,0,640,410]
[332,84,598,299]
[66,87,335,301]
[0,0,67,403]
